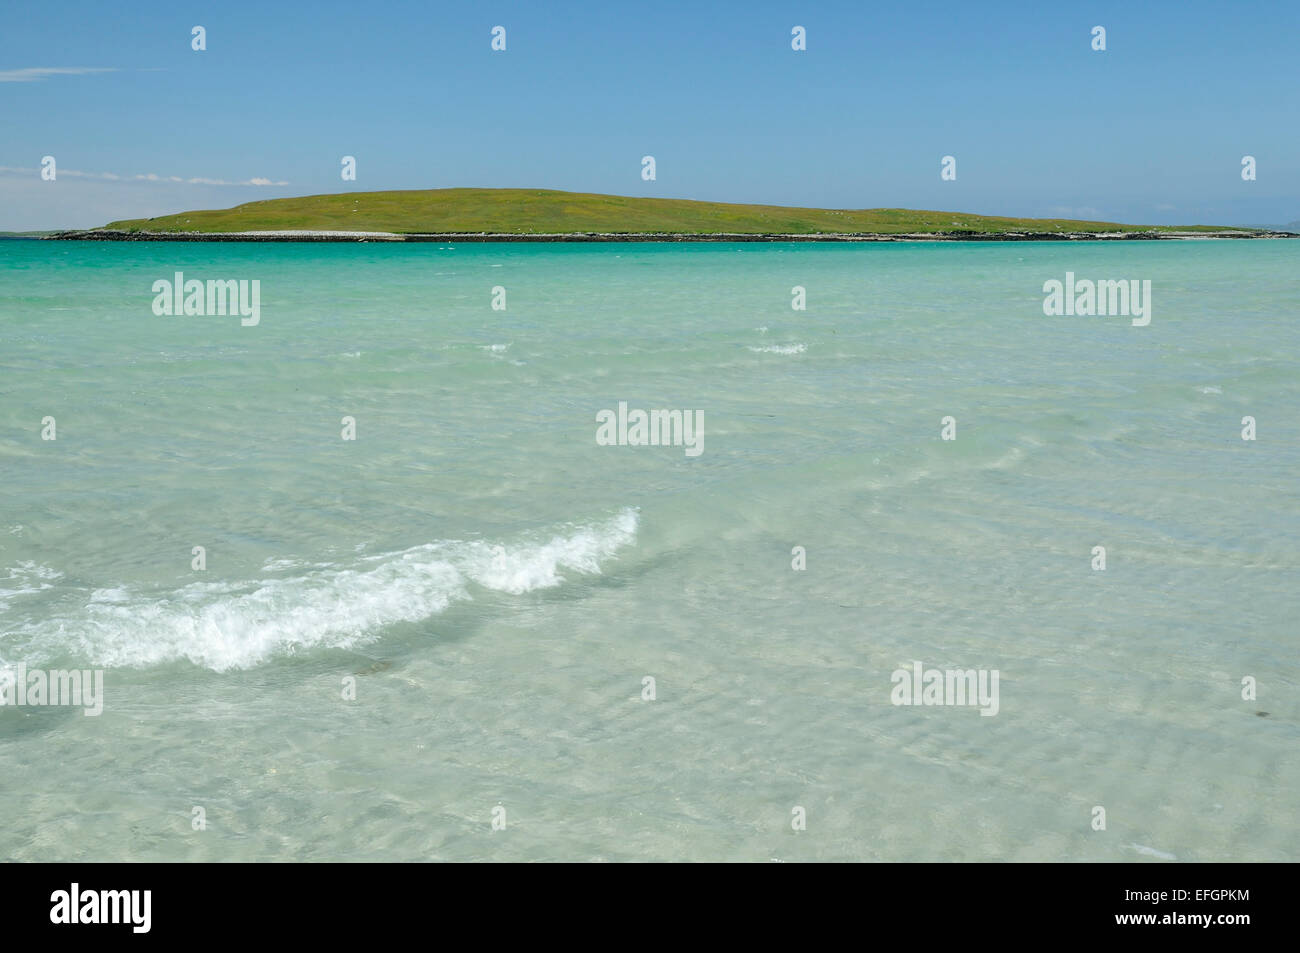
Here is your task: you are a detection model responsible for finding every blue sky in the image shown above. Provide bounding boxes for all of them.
[3,0,1298,229]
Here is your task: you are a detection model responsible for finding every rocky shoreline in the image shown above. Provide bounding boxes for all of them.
[46,228,1299,243]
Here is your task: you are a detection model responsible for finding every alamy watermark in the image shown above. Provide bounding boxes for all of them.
[1042,272,1151,326]
[1,664,104,716]
[890,660,999,716]
[596,402,703,457]
[151,272,260,326]
[50,884,150,933]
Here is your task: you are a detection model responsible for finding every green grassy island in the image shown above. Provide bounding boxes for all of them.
[47,188,1295,241]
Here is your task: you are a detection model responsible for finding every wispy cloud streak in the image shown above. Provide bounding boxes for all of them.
[0,167,288,186]
[0,67,119,82]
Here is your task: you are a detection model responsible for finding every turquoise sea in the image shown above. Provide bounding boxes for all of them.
[1,239,1296,861]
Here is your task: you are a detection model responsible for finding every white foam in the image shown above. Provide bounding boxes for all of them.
[1,509,638,672]
[3,562,60,582]
[0,562,62,612]
[456,507,638,594]
[87,587,131,604]
[748,343,806,354]
[261,557,339,572]
[1124,843,1177,860]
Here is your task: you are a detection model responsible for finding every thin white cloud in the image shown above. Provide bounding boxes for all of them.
[0,67,119,83]
[0,167,122,181]
[143,174,290,186]
[0,166,288,186]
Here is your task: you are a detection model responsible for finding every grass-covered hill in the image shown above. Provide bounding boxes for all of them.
[98,188,1249,236]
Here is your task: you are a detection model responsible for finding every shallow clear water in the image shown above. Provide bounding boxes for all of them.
[1,239,1296,861]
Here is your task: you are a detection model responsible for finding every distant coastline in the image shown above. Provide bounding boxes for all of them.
[45,228,1298,242]
[38,188,1299,243]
